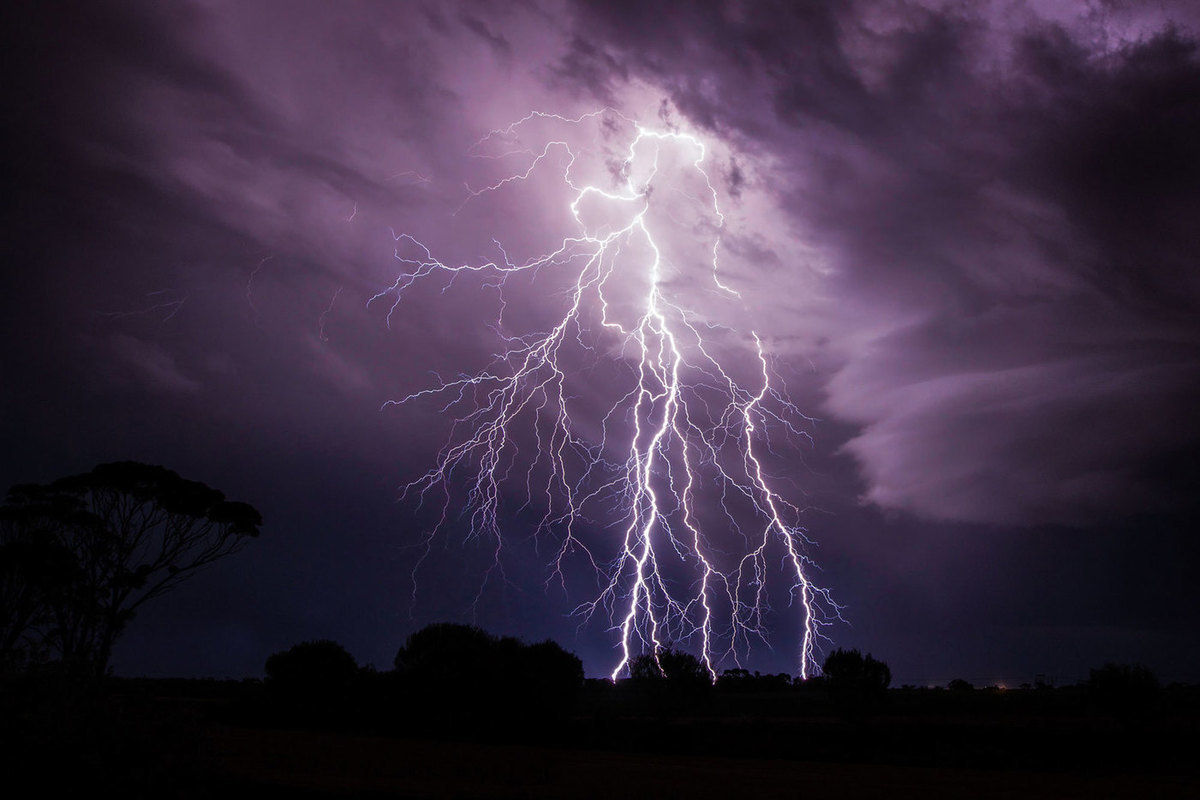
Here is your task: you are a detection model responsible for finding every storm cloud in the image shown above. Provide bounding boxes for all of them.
[557,0,1200,525]
[3,1,1198,682]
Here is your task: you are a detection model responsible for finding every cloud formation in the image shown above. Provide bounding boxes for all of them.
[5,1,1200,682]
[557,0,1200,524]
[7,1,1198,530]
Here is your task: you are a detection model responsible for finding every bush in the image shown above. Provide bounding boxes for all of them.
[821,648,891,714]
[392,623,584,722]
[265,639,358,697]
[629,647,710,685]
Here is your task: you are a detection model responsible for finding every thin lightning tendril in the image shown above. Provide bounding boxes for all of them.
[374,109,841,680]
[318,286,343,342]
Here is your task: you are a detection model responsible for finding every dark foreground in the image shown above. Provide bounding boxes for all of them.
[4,678,1198,798]
[207,725,1197,799]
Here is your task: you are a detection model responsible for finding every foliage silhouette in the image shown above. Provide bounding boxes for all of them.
[625,647,712,716]
[716,668,792,693]
[261,639,360,727]
[0,536,76,671]
[629,647,709,685]
[0,461,261,678]
[266,639,359,696]
[393,623,584,723]
[821,648,891,714]
[394,622,497,684]
[519,638,587,714]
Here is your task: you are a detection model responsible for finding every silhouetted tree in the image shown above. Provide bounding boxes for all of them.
[522,639,584,687]
[394,622,498,688]
[821,648,891,713]
[265,640,359,696]
[0,462,262,678]
[393,623,584,721]
[0,536,75,671]
[716,668,793,693]
[626,647,712,715]
[948,678,974,692]
[629,647,710,684]
[518,639,585,715]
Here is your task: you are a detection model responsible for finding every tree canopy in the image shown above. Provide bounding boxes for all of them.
[821,648,892,712]
[266,639,359,696]
[629,647,711,685]
[394,623,584,719]
[0,461,262,677]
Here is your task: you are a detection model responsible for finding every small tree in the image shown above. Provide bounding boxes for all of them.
[265,640,358,696]
[394,622,497,687]
[0,461,262,678]
[393,623,584,721]
[629,647,710,684]
[627,647,712,716]
[518,639,585,715]
[821,648,891,713]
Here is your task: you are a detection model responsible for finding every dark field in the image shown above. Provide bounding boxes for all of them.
[5,678,1198,798]
[207,725,1196,799]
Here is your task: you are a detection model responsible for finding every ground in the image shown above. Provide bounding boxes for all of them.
[206,725,1198,799]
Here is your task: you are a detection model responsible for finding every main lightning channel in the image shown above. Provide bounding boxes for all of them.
[374,109,840,679]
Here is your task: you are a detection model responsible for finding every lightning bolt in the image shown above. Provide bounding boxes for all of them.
[375,108,840,680]
[318,285,343,342]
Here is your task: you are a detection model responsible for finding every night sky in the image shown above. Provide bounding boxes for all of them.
[4,0,1199,687]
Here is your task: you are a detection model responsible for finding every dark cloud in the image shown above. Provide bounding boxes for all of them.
[560,0,1200,526]
[3,1,1198,683]
[460,11,514,58]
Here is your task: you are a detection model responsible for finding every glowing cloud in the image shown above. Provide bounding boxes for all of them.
[374,108,839,679]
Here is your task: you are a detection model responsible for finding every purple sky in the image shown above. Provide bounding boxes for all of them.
[3,0,1199,685]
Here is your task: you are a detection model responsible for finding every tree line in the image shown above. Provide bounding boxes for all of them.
[253,630,903,729]
[0,461,1165,728]
[260,624,586,727]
